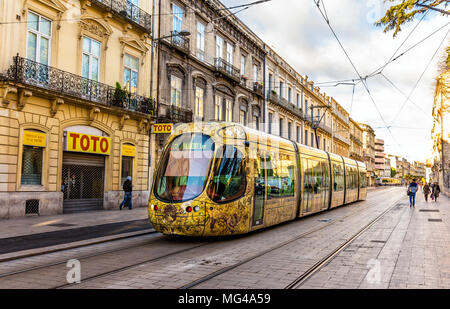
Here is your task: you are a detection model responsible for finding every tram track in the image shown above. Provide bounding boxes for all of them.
[179,189,403,289]
[0,188,401,289]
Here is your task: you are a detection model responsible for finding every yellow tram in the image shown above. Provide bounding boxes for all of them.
[148,122,367,236]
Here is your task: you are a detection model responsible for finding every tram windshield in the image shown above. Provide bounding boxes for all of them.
[155,133,214,203]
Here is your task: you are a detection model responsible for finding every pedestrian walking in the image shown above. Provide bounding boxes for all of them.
[423,182,430,202]
[120,176,133,210]
[431,182,440,203]
[407,179,419,208]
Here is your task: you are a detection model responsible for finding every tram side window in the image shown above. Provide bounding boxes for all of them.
[321,161,330,190]
[333,163,344,191]
[267,152,295,198]
[208,145,246,203]
[303,158,313,196]
[360,170,367,188]
[312,159,321,194]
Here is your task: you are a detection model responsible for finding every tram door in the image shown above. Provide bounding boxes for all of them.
[252,149,266,226]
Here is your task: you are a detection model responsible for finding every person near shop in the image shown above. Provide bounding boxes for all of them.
[120,176,133,210]
[431,182,441,203]
[423,182,431,202]
[407,179,418,208]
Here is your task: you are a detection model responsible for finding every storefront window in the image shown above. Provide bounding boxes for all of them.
[121,156,133,186]
[21,146,43,185]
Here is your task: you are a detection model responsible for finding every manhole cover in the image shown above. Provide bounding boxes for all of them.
[419,209,439,212]
[428,219,442,222]
[48,223,77,227]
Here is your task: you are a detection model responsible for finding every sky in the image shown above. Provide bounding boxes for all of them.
[221,0,449,163]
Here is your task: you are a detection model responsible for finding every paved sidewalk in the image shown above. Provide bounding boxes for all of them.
[0,206,149,239]
[300,190,450,289]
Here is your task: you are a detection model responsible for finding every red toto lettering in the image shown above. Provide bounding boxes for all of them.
[100,137,108,153]
[80,135,90,151]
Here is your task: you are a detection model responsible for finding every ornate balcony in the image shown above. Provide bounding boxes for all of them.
[170,32,190,53]
[334,132,351,145]
[253,82,263,96]
[2,56,155,115]
[90,0,152,34]
[267,91,304,120]
[157,102,192,123]
[350,133,362,145]
[214,58,240,82]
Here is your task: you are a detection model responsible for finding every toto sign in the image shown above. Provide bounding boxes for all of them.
[153,123,173,134]
[66,131,111,155]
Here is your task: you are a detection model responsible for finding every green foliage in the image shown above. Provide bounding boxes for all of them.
[376,0,448,37]
[390,167,397,177]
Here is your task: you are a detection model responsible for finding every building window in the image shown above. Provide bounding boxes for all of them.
[269,112,273,134]
[268,73,273,93]
[296,125,300,143]
[304,100,308,117]
[170,75,182,107]
[172,3,183,33]
[254,115,259,130]
[196,22,205,60]
[194,86,204,120]
[225,99,232,122]
[280,81,284,98]
[288,121,292,140]
[215,95,223,121]
[288,87,292,103]
[121,156,133,186]
[123,54,139,93]
[240,110,246,126]
[296,93,300,108]
[323,138,326,151]
[82,37,100,81]
[311,132,314,147]
[253,64,258,82]
[21,146,43,185]
[305,130,308,145]
[279,117,284,137]
[27,11,51,65]
[216,36,223,59]
[241,55,246,76]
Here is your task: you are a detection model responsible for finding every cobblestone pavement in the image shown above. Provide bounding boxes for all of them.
[0,207,148,239]
[1,187,448,289]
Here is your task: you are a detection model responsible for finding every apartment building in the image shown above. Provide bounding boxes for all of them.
[359,122,376,186]
[374,138,385,177]
[349,118,363,161]
[0,0,155,217]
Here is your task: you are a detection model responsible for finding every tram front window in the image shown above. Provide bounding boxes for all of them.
[207,145,246,203]
[155,134,214,203]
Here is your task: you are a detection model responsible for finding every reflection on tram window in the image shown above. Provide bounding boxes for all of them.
[266,152,294,198]
[313,160,321,194]
[208,145,246,203]
[252,149,265,226]
[155,133,214,203]
[360,170,367,188]
[333,163,344,191]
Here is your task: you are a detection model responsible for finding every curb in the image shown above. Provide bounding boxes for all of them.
[0,228,156,263]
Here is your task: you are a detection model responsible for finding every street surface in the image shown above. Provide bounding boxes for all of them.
[0,187,448,289]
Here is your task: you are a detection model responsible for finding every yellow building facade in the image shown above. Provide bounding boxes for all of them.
[0,0,155,217]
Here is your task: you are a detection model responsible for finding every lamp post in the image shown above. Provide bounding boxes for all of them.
[308,105,331,149]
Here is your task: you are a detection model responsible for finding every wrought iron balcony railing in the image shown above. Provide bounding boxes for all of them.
[214,58,240,82]
[170,32,190,52]
[267,91,304,120]
[333,109,349,124]
[253,82,263,95]
[91,0,152,34]
[2,56,155,115]
[157,102,192,123]
[333,132,351,145]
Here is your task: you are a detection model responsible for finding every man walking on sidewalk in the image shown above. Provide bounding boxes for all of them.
[120,176,133,210]
[423,182,431,202]
[408,179,418,208]
[431,182,441,203]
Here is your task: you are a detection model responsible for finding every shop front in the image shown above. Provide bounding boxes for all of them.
[61,128,110,213]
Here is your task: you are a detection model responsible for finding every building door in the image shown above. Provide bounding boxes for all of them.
[62,152,105,213]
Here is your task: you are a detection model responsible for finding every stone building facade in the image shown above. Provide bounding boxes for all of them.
[359,122,376,186]
[349,117,363,161]
[374,138,385,177]
[155,0,266,156]
[331,99,350,157]
[0,0,155,217]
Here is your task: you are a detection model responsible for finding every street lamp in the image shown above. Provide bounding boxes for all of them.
[307,105,332,149]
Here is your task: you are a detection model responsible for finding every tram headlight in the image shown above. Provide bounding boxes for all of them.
[186,206,193,213]
[193,206,200,212]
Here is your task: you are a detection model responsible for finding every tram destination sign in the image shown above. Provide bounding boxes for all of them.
[153,123,173,134]
[66,131,111,155]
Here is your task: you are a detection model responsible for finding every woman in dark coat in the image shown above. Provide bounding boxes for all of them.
[423,183,431,202]
[431,182,440,202]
